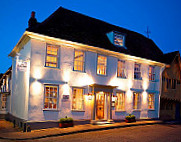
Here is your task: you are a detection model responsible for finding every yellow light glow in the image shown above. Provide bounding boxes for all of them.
[30,81,43,96]
[142,80,148,90]
[63,70,71,82]
[62,84,70,95]
[32,67,43,79]
[75,74,94,86]
[142,91,147,104]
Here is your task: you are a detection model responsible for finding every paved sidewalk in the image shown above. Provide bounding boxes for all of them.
[0,120,163,140]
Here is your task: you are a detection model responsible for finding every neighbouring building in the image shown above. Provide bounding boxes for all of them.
[6,7,166,129]
[160,51,181,120]
[0,67,12,119]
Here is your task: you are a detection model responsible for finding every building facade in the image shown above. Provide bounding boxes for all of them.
[7,7,166,129]
[160,51,181,120]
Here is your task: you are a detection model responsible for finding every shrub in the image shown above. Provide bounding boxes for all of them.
[59,116,73,123]
[125,114,136,120]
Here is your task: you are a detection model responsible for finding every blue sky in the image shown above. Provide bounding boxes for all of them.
[0,0,181,73]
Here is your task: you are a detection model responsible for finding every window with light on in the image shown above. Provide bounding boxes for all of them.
[133,92,140,110]
[97,55,107,75]
[114,32,124,46]
[149,66,155,81]
[116,92,125,111]
[44,85,58,109]
[117,60,126,78]
[74,50,85,72]
[72,88,84,111]
[148,94,154,109]
[45,44,59,68]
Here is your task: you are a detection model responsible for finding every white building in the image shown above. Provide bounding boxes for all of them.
[7,7,166,129]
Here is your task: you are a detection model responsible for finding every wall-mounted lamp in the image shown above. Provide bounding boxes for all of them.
[88,92,93,100]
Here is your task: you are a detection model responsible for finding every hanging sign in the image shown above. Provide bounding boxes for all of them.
[17,61,27,72]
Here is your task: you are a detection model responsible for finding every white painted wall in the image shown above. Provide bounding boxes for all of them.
[27,38,162,121]
[11,41,31,120]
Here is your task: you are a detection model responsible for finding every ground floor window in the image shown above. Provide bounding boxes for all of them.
[148,94,155,109]
[116,92,125,111]
[44,85,58,109]
[72,88,84,111]
[1,94,7,110]
[133,92,141,110]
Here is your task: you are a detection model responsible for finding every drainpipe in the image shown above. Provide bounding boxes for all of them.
[158,65,166,119]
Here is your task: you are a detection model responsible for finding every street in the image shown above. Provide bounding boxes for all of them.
[0,124,181,142]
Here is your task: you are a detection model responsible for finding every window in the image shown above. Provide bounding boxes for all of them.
[1,94,7,110]
[148,94,154,109]
[97,55,107,75]
[133,92,141,110]
[45,44,59,68]
[134,63,141,80]
[149,66,155,81]
[73,50,85,72]
[116,92,125,111]
[72,88,84,111]
[117,60,126,78]
[114,32,125,46]
[44,85,58,109]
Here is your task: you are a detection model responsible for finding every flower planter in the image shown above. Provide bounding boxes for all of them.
[125,119,136,123]
[59,122,74,128]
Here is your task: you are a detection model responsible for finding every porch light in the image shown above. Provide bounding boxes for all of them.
[87,92,93,100]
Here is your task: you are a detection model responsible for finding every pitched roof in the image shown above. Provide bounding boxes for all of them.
[162,51,180,64]
[26,7,164,62]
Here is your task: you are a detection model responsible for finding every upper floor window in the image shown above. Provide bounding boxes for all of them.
[44,85,58,110]
[149,66,155,81]
[45,44,59,68]
[73,50,85,72]
[134,63,141,80]
[116,92,125,111]
[117,60,126,78]
[72,88,84,111]
[97,55,107,75]
[148,93,154,110]
[114,32,125,47]
[133,92,141,110]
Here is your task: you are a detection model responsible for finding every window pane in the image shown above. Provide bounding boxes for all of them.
[133,92,140,109]
[97,55,107,75]
[148,94,154,109]
[134,63,141,79]
[149,66,155,81]
[114,33,124,46]
[44,85,58,109]
[45,45,58,68]
[72,88,84,110]
[117,60,126,78]
[74,50,85,72]
[116,92,125,111]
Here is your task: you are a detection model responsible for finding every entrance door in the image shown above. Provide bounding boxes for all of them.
[96,93,104,119]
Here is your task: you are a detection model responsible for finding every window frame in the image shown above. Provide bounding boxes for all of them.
[1,94,7,110]
[134,63,142,80]
[45,44,59,68]
[148,93,155,110]
[117,59,126,79]
[133,92,141,110]
[115,92,125,111]
[113,32,125,47]
[149,65,155,81]
[72,87,85,111]
[43,85,59,110]
[96,54,107,76]
[73,49,85,72]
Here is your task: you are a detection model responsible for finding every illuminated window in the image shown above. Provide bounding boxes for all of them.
[1,94,7,110]
[133,92,141,110]
[114,32,125,46]
[134,63,141,80]
[73,50,85,72]
[117,60,126,78]
[148,94,154,109]
[116,92,125,111]
[72,88,84,111]
[97,55,107,75]
[44,85,58,109]
[45,44,59,68]
[149,66,155,81]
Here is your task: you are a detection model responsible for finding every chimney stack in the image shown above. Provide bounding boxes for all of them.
[28,11,37,28]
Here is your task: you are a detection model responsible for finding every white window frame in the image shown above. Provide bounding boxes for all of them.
[133,92,141,110]
[149,66,155,81]
[117,59,126,78]
[134,63,142,80]
[45,44,59,68]
[1,94,7,110]
[115,92,125,111]
[148,93,155,110]
[114,32,125,47]
[44,85,58,110]
[73,50,85,72]
[97,55,107,76]
[72,88,84,111]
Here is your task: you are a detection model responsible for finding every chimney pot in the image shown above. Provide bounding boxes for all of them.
[28,11,37,28]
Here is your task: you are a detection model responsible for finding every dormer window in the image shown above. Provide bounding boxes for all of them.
[114,32,125,47]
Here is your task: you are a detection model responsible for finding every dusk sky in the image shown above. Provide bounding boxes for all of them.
[0,0,180,73]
